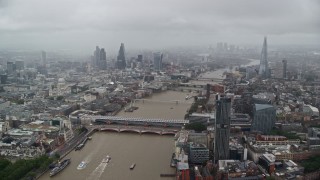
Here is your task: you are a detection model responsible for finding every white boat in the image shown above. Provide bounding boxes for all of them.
[77,161,87,170]
[102,155,111,163]
[130,163,136,170]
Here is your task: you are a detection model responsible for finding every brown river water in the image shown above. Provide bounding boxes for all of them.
[39,59,259,180]
[40,91,192,180]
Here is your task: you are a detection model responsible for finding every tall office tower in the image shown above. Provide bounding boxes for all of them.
[214,96,231,161]
[0,74,7,84]
[99,48,107,70]
[282,59,287,79]
[41,51,47,66]
[94,46,101,68]
[251,104,276,134]
[259,37,269,78]
[15,60,24,70]
[6,61,15,75]
[153,52,163,71]
[137,55,143,62]
[117,43,126,69]
[206,84,211,99]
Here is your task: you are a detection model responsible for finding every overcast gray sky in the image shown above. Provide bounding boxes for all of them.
[0,0,319,53]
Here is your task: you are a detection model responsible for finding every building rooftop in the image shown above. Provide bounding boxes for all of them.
[255,104,274,111]
[7,129,34,136]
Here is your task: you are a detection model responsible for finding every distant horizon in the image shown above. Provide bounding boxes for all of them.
[1,41,319,56]
[0,0,319,54]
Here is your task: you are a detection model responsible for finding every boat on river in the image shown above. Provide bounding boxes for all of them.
[102,155,111,163]
[49,159,71,177]
[130,163,136,170]
[77,161,87,170]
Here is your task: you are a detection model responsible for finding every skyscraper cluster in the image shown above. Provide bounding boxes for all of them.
[216,42,239,53]
[93,46,107,70]
[6,60,25,75]
[214,96,231,162]
[117,43,126,69]
[258,37,270,78]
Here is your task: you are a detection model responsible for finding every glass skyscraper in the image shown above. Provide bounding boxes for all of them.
[117,43,126,69]
[251,104,276,134]
[214,97,231,161]
[153,52,163,71]
[259,37,270,78]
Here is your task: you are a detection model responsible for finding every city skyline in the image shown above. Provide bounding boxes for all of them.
[0,0,319,52]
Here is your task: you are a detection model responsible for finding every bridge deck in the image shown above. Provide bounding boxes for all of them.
[82,115,189,124]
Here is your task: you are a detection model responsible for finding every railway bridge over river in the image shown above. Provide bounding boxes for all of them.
[88,125,179,135]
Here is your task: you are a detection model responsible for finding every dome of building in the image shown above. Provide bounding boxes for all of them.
[58,78,66,83]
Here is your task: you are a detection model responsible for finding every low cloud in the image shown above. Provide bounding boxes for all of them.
[0,0,319,52]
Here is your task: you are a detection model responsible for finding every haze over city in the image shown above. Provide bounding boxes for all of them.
[0,0,319,53]
[1,1,320,180]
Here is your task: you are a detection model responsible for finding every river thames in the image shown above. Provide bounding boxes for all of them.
[39,59,259,180]
[40,91,192,180]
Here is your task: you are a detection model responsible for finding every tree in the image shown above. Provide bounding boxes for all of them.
[57,96,64,101]
[54,153,60,160]
[185,122,207,132]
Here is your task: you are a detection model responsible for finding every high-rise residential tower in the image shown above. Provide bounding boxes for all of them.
[214,96,231,161]
[153,52,163,71]
[117,43,126,69]
[259,37,269,78]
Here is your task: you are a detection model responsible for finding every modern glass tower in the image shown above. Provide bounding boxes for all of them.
[251,104,276,134]
[99,48,107,70]
[153,52,163,71]
[94,46,100,68]
[214,96,231,161]
[117,43,126,69]
[259,37,269,78]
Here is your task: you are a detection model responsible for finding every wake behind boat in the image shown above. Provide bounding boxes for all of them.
[102,155,111,163]
[77,161,87,170]
[49,159,71,177]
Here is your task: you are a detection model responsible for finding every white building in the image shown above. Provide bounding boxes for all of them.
[303,105,319,117]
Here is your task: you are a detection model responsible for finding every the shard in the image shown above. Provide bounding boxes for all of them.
[258,37,269,78]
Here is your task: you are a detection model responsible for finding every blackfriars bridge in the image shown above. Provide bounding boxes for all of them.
[132,98,193,105]
[88,125,179,135]
[80,115,189,127]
